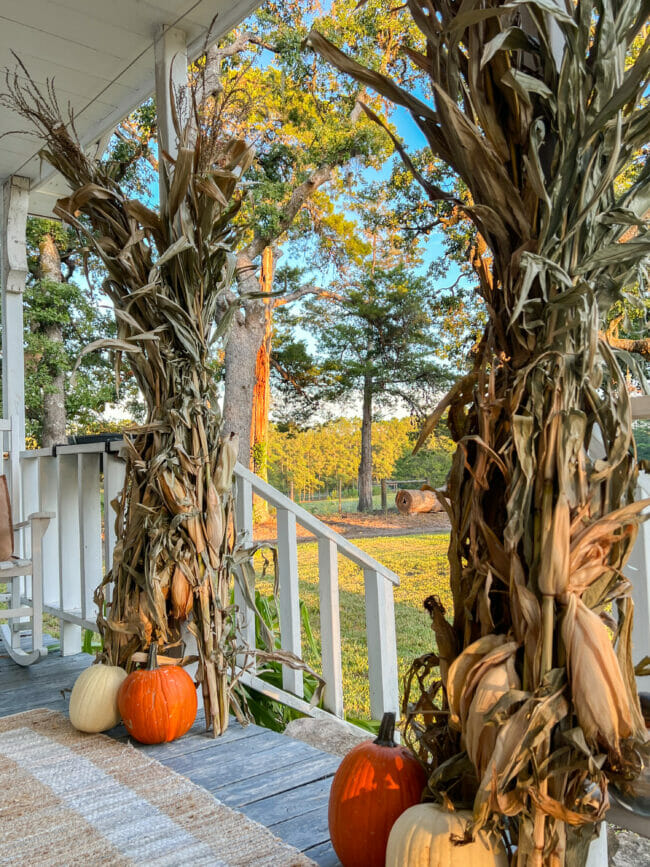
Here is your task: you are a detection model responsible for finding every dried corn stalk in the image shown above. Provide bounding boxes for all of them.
[310,1,650,864]
[1,63,274,736]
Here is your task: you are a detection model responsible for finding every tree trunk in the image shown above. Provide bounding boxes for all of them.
[251,246,273,479]
[357,372,373,512]
[222,252,268,468]
[39,234,66,448]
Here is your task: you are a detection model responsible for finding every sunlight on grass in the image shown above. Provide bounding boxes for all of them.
[256,533,451,720]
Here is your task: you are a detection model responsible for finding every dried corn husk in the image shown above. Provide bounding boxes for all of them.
[215,433,239,493]
[171,566,194,620]
[465,648,520,779]
[447,634,509,729]
[539,493,571,596]
[313,0,650,858]
[561,593,634,753]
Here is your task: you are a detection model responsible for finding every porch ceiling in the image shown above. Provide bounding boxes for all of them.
[0,0,261,217]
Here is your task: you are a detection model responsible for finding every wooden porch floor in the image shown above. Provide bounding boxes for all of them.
[0,636,342,866]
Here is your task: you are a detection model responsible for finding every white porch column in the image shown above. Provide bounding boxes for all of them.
[1,176,29,507]
[154,25,188,208]
[624,471,650,692]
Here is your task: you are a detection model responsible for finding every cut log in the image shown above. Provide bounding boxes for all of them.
[395,488,443,514]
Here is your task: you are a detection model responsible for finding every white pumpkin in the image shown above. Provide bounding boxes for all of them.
[69,664,128,733]
[385,803,508,867]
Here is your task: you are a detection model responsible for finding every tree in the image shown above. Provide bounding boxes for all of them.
[22,219,121,446]
[310,1,650,862]
[311,261,452,510]
[201,0,423,467]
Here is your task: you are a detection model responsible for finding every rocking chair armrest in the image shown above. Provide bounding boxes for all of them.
[13,512,55,530]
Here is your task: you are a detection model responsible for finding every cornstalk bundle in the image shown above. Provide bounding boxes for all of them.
[2,65,262,736]
[309,1,650,863]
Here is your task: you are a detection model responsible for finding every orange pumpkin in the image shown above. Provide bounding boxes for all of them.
[328,712,426,867]
[117,643,197,744]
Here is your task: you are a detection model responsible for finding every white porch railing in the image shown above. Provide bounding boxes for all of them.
[16,441,400,721]
[233,462,400,722]
[19,440,126,655]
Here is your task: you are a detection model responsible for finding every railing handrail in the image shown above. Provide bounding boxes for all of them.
[234,462,400,586]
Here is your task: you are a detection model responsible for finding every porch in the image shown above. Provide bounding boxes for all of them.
[1,634,343,865]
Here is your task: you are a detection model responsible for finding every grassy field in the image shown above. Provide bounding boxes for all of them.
[255,533,451,722]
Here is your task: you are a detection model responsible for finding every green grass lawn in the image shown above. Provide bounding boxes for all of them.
[255,533,451,722]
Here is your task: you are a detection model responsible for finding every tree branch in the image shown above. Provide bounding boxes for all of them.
[601,333,650,358]
[273,284,343,307]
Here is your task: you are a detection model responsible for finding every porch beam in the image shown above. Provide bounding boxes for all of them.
[154,25,188,208]
[1,176,29,497]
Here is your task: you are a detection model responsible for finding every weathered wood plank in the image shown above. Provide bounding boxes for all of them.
[136,719,269,759]
[214,752,340,807]
[174,737,330,793]
[164,729,284,776]
[242,776,333,826]
[303,841,341,867]
[266,803,333,852]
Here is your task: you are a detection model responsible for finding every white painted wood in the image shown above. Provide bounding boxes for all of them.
[0,1,264,219]
[1,177,29,517]
[364,568,399,720]
[37,455,60,609]
[78,453,102,623]
[57,454,82,655]
[624,471,650,691]
[631,395,650,420]
[234,475,256,659]
[238,670,370,736]
[103,452,126,587]
[276,507,303,698]
[20,454,39,561]
[154,25,188,162]
[235,463,400,585]
[0,490,50,666]
[585,823,607,867]
[318,538,344,718]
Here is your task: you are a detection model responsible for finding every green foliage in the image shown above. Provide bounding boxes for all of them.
[234,590,322,732]
[310,263,454,417]
[22,218,129,444]
[268,416,455,494]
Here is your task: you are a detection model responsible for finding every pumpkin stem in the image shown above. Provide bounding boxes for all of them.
[374,711,397,747]
[146,643,159,671]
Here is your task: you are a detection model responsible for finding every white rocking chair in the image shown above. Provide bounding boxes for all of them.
[0,416,52,666]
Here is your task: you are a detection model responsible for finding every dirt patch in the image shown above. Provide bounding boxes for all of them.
[254,509,451,543]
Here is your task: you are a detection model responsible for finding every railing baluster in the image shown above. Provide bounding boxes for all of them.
[318,537,343,717]
[277,507,303,697]
[58,454,82,655]
[234,474,256,665]
[103,451,125,604]
[19,457,39,635]
[79,453,102,623]
[39,455,59,612]
[364,568,399,720]
[21,457,39,560]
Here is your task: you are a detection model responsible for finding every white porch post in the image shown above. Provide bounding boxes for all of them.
[1,175,29,507]
[153,25,188,208]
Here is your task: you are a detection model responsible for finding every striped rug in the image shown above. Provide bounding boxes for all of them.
[0,709,314,866]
